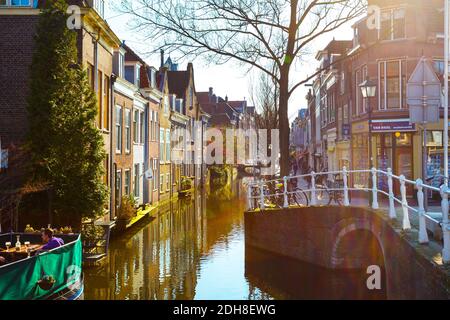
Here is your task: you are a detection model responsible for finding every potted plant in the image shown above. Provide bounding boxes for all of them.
[116,196,137,230]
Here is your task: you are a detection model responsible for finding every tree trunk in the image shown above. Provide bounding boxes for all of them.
[279,72,290,177]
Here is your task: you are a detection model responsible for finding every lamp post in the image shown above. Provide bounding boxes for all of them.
[360,79,377,204]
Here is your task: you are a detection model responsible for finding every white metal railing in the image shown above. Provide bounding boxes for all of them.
[246,166,450,264]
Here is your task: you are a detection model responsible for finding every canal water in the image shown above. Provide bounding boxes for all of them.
[84,178,386,300]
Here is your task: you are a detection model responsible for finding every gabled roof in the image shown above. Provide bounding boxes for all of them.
[167,70,190,99]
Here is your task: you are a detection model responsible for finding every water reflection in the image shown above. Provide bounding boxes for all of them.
[84,178,385,300]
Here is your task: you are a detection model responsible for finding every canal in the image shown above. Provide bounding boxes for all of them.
[84,178,386,300]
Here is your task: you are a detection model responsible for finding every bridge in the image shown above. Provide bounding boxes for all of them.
[245,168,450,299]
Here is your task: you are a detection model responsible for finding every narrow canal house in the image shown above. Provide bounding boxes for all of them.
[0,0,121,226]
[313,40,353,174]
[112,44,135,217]
[306,0,445,197]
[157,66,173,203]
[162,61,189,198]
[166,59,207,188]
[120,46,163,206]
[348,0,445,195]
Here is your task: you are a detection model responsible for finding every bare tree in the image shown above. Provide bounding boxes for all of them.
[119,0,365,176]
[249,71,279,132]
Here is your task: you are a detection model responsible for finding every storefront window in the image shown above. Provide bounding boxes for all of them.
[396,133,411,146]
[426,131,448,187]
[352,133,369,188]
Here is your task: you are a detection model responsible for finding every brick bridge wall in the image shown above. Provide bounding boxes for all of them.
[245,206,450,299]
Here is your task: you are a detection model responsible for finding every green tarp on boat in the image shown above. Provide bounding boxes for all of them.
[0,233,82,300]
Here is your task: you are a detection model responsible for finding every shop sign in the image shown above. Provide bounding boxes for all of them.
[342,124,350,137]
[371,121,416,133]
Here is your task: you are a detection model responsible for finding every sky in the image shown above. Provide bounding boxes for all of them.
[104,2,355,123]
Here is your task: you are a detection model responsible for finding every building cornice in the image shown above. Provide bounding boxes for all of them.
[0,8,39,15]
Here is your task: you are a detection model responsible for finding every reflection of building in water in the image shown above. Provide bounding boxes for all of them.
[84,179,248,300]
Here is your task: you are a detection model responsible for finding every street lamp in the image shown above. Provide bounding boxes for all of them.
[360,79,377,203]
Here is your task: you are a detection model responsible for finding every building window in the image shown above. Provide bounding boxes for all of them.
[153,159,158,191]
[103,76,110,130]
[379,60,407,110]
[136,65,141,88]
[355,66,368,115]
[321,95,327,127]
[134,164,140,198]
[140,112,144,144]
[160,174,164,192]
[166,130,171,162]
[86,64,94,90]
[150,111,154,141]
[1,0,32,6]
[160,129,165,161]
[116,170,122,207]
[118,52,125,78]
[150,68,156,88]
[155,112,159,143]
[125,66,135,84]
[133,110,139,144]
[97,70,103,128]
[340,71,346,95]
[116,106,122,153]
[125,109,131,152]
[124,169,131,196]
[166,173,170,192]
[380,8,406,41]
[328,93,335,124]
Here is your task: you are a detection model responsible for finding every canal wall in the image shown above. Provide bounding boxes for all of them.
[245,206,450,299]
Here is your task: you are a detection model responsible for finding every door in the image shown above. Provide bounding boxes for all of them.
[393,133,413,196]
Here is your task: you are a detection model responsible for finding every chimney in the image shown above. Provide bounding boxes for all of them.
[208,87,213,102]
[160,49,164,68]
[225,95,228,102]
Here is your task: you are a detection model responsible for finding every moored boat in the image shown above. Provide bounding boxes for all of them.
[0,233,83,300]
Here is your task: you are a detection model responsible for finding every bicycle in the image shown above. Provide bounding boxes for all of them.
[314,173,344,206]
[263,178,309,208]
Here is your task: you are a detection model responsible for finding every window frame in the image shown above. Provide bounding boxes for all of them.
[124,169,131,196]
[125,109,131,153]
[115,105,122,154]
[378,59,406,110]
[133,110,139,144]
[115,170,122,207]
[134,164,140,198]
[378,7,406,41]
[0,0,32,7]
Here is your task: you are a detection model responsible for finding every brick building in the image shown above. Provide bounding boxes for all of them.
[307,0,446,196]
[0,1,121,222]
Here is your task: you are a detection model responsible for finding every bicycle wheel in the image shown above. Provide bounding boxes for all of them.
[267,194,283,208]
[316,186,330,205]
[292,188,309,206]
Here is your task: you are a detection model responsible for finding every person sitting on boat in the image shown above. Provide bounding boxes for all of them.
[0,256,5,266]
[39,228,64,251]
